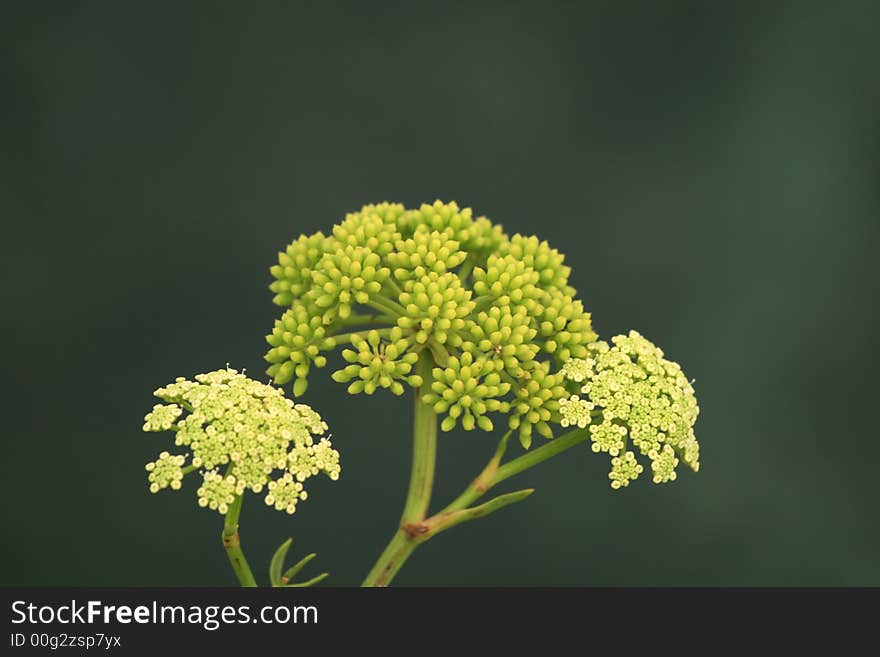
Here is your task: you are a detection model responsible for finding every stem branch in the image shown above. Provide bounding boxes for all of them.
[331,313,396,329]
[361,389,590,586]
[420,488,534,537]
[367,295,407,318]
[442,427,589,514]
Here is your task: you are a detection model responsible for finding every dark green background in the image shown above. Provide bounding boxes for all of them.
[2,2,878,586]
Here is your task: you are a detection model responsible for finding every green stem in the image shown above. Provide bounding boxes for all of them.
[362,529,418,587]
[361,426,589,586]
[472,295,495,313]
[367,295,408,318]
[426,338,451,367]
[442,427,589,513]
[222,494,258,587]
[400,350,438,523]
[457,256,475,284]
[361,382,591,586]
[496,427,590,486]
[423,488,534,536]
[362,350,436,587]
[331,313,396,329]
[330,327,397,345]
[384,278,404,299]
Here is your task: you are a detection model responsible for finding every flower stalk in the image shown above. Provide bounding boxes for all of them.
[222,494,257,587]
[362,423,592,586]
[400,349,438,523]
[362,349,437,587]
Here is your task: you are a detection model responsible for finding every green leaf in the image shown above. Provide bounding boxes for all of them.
[284,572,328,588]
[425,489,536,538]
[281,552,317,583]
[269,538,292,587]
[493,430,512,462]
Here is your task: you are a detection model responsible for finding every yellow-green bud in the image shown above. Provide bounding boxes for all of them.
[508,361,566,448]
[307,244,391,324]
[265,301,337,396]
[423,351,511,433]
[497,233,574,296]
[386,226,467,281]
[331,327,422,396]
[464,305,539,377]
[397,271,474,346]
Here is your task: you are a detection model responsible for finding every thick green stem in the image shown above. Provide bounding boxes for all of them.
[362,350,436,586]
[362,529,419,587]
[400,350,438,523]
[222,494,258,587]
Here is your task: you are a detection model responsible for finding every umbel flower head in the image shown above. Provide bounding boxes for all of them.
[266,200,597,448]
[142,367,341,514]
[559,331,700,489]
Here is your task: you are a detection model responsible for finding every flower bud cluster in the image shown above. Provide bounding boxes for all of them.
[266,200,597,450]
[331,328,423,395]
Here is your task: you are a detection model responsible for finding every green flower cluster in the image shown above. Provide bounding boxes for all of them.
[331,328,423,395]
[266,200,597,447]
[559,331,700,489]
[142,367,341,514]
[423,351,511,432]
[397,271,474,347]
[508,362,567,447]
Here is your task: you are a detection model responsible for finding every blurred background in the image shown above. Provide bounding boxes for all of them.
[2,2,878,586]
